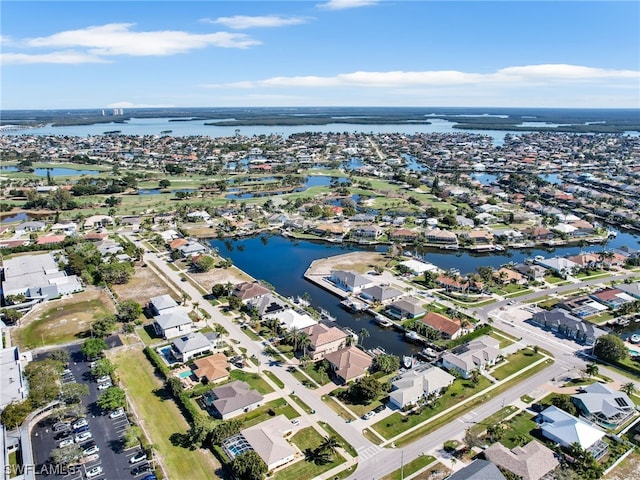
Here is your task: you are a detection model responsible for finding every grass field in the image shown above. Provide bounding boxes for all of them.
[13,289,116,349]
[228,369,274,394]
[381,454,436,480]
[111,348,219,480]
[491,350,543,381]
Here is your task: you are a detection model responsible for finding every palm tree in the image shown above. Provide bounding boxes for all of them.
[584,362,599,379]
[359,328,370,348]
[298,333,312,357]
[319,436,340,457]
[621,382,637,397]
[192,301,200,320]
[285,327,301,351]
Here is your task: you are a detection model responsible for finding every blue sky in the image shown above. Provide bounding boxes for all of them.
[1,1,639,109]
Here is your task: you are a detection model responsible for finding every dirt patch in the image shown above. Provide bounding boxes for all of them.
[605,450,640,480]
[112,265,175,305]
[306,251,388,275]
[190,265,254,292]
[13,288,116,349]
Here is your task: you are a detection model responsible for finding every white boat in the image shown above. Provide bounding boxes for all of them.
[630,334,640,344]
[319,308,336,322]
[341,298,366,313]
[374,314,393,328]
[402,355,414,369]
[405,331,423,343]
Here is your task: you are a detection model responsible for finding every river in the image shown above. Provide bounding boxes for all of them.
[209,228,640,356]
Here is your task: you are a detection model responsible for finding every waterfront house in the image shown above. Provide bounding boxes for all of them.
[530,309,605,345]
[535,257,579,277]
[462,229,494,244]
[567,252,602,270]
[148,294,179,316]
[537,406,608,460]
[351,225,383,240]
[236,415,296,471]
[435,275,468,292]
[398,259,439,276]
[312,223,347,237]
[493,267,525,285]
[169,238,189,250]
[83,215,113,229]
[329,270,373,294]
[524,226,555,241]
[572,382,635,429]
[264,308,317,331]
[513,263,546,282]
[420,312,463,339]
[388,365,455,409]
[192,353,230,384]
[389,228,418,242]
[359,285,403,304]
[589,288,636,310]
[484,441,559,480]
[178,240,207,257]
[15,221,46,235]
[446,460,506,480]
[247,293,288,317]
[424,228,458,244]
[232,281,271,304]
[153,309,193,339]
[440,336,500,379]
[301,323,349,361]
[386,297,426,319]
[171,331,218,363]
[205,380,264,419]
[324,346,373,384]
[558,295,608,318]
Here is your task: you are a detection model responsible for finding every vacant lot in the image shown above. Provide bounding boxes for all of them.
[13,289,116,349]
[111,264,175,305]
[190,265,254,293]
[307,251,388,276]
[111,348,219,480]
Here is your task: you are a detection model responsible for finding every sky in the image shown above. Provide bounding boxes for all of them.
[1,0,639,110]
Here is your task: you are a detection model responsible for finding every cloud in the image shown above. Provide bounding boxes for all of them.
[203,64,640,89]
[1,50,109,65]
[204,15,311,29]
[317,0,379,10]
[25,23,260,56]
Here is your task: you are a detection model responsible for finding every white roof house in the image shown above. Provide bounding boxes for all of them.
[398,259,440,275]
[440,336,500,379]
[0,347,31,412]
[149,294,179,316]
[153,309,193,339]
[264,308,317,331]
[171,332,216,362]
[538,406,607,459]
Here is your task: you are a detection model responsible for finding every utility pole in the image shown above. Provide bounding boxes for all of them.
[401,449,404,480]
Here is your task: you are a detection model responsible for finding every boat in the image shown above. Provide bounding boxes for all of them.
[340,298,366,313]
[402,355,414,369]
[404,331,423,343]
[534,255,545,262]
[630,334,640,344]
[160,130,173,134]
[319,308,336,322]
[103,130,121,135]
[373,314,393,328]
[420,347,438,359]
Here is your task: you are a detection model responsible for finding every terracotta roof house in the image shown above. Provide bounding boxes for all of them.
[36,235,66,245]
[389,228,417,242]
[440,336,500,379]
[329,270,373,294]
[205,380,264,419]
[589,288,636,310]
[572,382,635,429]
[239,415,296,471]
[301,324,349,361]
[435,275,468,292]
[83,232,108,242]
[192,353,230,384]
[493,267,525,285]
[537,406,608,460]
[484,441,559,480]
[169,238,189,250]
[313,223,347,236]
[232,281,271,303]
[523,226,554,241]
[386,297,426,319]
[567,252,601,269]
[420,312,463,339]
[447,459,506,480]
[324,346,373,384]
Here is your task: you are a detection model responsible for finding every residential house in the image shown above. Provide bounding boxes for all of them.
[558,295,609,319]
[50,221,78,234]
[247,293,288,317]
[148,294,179,316]
[96,239,123,256]
[462,230,494,245]
[484,441,559,480]
[567,253,602,270]
[171,331,217,362]
[537,406,608,460]
[389,228,417,242]
[312,223,347,237]
[186,210,211,222]
[388,365,455,409]
[570,220,596,236]
[513,263,546,282]
[359,285,403,304]
[440,336,500,379]
[169,238,188,250]
[192,353,230,384]
[301,323,349,361]
[589,288,636,310]
[420,312,463,339]
[351,213,376,223]
[530,309,606,345]
[15,221,46,235]
[493,267,525,285]
[398,259,439,276]
[232,281,271,304]
[83,215,113,229]
[324,346,373,384]
[351,225,383,240]
[524,226,555,241]
[572,382,635,429]
[536,257,579,277]
[425,228,458,244]
[153,309,193,339]
[178,240,207,257]
[264,308,317,331]
[615,282,640,300]
[36,235,66,246]
[386,297,426,319]
[205,380,264,419]
[329,270,373,294]
[446,459,506,480]
[234,415,296,471]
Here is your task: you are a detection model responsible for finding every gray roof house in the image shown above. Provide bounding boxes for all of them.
[247,293,288,317]
[484,440,559,480]
[530,308,605,345]
[15,221,46,235]
[171,332,217,362]
[389,365,455,409]
[149,294,179,316]
[206,380,264,419]
[240,415,296,470]
[537,406,608,460]
[178,241,207,257]
[440,336,500,379]
[329,270,373,293]
[359,285,403,304]
[153,309,193,339]
[572,382,635,429]
[386,297,426,319]
[446,459,506,480]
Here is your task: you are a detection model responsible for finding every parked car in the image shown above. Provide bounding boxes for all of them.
[53,422,70,433]
[131,463,152,476]
[54,430,72,441]
[86,466,103,479]
[58,438,74,448]
[96,375,111,383]
[97,382,112,390]
[373,404,386,413]
[141,475,157,480]
[72,417,88,429]
[362,411,375,420]
[74,425,89,434]
[83,445,99,456]
[290,419,300,426]
[109,408,125,419]
[74,432,92,443]
[129,452,147,464]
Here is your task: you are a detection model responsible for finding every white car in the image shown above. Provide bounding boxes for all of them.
[362,411,375,420]
[290,419,300,426]
[96,375,110,383]
[129,452,147,464]
[85,465,103,479]
[109,408,125,419]
[97,382,112,390]
[58,438,74,448]
[83,445,99,456]
[72,418,88,429]
[75,432,92,443]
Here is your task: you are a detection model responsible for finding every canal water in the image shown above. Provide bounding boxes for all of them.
[209,229,640,356]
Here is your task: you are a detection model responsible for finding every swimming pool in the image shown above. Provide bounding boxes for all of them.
[158,346,179,366]
[179,370,193,379]
[222,434,252,459]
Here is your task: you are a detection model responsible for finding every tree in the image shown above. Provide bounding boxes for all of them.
[209,419,243,445]
[0,308,23,324]
[59,382,89,404]
[228,295,243,311]
[584,362,599,379]
[159,179,171,189]
[81,338,109,360]
[0,399,33,429]
[91,358,116,378]
[97,387,126,411]
[348,375,384,403]
[91,314,117,338]
[593,334,628,363]
[98,261,134,285]
[123,425,143,449]
[116,300,142,323]
[48,349,70,365]
[211,283,227,298]
[230,450,267,480]
[298,333,312,357]
[187,415,213,449]
[319,435,340,457]
[621,382,637,397]
[371,354,400,374]
[359,328,370,348]
[24,359,62,407]
[551,393,577,416]
[50,444,82,468]
[193,255,215,272]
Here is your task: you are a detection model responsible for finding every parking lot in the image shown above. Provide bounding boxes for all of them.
[31,345,156,480]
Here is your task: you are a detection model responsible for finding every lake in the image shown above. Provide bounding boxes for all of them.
[1,165,100,176]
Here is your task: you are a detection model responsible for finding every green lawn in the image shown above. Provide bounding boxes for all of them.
[487,331,515,349]
[228,369,274,394]
[236,398,298,428]
[273,427,346,480]
[300,363,332,385]
[319,421,358,457]
[112,349,218,480]
[290,394,315,415]
[491,350,543,381]
[467,406,518,437]
[263,370,285,389]
[500,411,538,449]
[381,455,436,480]
[322,394,357,421]
[289,368,318,388]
